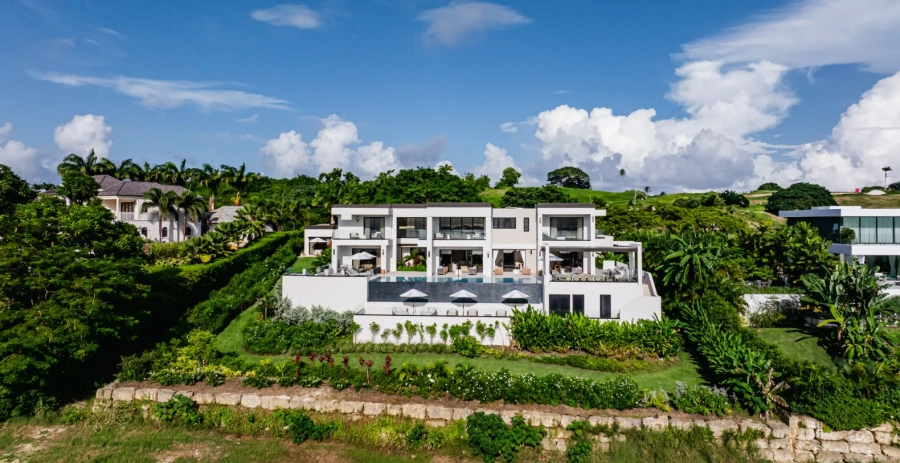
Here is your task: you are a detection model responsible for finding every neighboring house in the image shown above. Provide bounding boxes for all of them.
[209,206,241,228]
[283,203,661,344]
[92,175,202,242]
[781,205,900,279]
[304,224,334,256]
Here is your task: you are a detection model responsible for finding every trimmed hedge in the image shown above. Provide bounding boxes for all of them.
[242,319,351,354]
[186,236,303,332]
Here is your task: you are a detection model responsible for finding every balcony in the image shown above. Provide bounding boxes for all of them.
[119,212,135,221]
[434,230,485,240]
[542,232,588,241]
[397,229,427,239]
[333,230,386,240]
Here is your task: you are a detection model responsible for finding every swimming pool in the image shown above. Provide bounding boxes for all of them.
[372,276,537,284]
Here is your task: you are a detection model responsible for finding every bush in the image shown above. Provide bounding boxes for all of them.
[155,395,202,425]
[242,318,353,354]
[757,182,782,191]
[670,382,732,416]
[719,190,750,208]
[466,412,545,462]
[765,182,836,214]
[509,306,682,358]
[530,354,656,373]
[452,335,483,358]
[276,410,337,443]
[499,186,573,208]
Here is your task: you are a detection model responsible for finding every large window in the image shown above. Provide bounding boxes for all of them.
[363,217,385,239]
[859,217,877,244]
[436,217,485,239]
[572,295,584,316]
[397,217,426,239]
[549,217,584,240]
[524,218,529,232]
[599,295,612,319]
[549,295,570,316]
[878,217,894,244]
[493,217,516,229]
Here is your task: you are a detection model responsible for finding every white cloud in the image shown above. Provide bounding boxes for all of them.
[418,2,531,45]
[552,90,569,95]
[235,114,259,123]
[395,136,446,166]
[251,4,321,29]
[681,0,900,73]
[0,123,45,180]
[54,114,112,159]
[35,73,290,111]
[499,122,517,133]
[99,28,121,36]
[356,141,402,178]
[310,115,360,172]
[435,160,459,175]
[260,130,313,177]
[0,122,11,142]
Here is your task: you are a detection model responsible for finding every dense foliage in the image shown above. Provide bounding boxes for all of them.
[0,164,36,215]
[546,166,591,189]
[757,182,782,191]
[466,412,544,462]
[499,186,574,208]
[509,307,682,358]
[597,204,749,236]
[0,196,147,419]
[341,166,489,204]
[57,171,99,205]
[719,190,750,207]
[494,167,521,189]
[764,182,836,214]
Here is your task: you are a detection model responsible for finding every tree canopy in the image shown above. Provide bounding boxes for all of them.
[342,167,486,204]
[546,166,591,189]
[0,164,36,215]
[757,182,783,191]
[495,167,521,189]
[765,182,836,214]
[57,171,99,205]
[499,186,573,208]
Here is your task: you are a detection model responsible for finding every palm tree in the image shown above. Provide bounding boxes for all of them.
[117,159,144,180]
[883,166,892,189]
[173,190,208,240]
[141,188,179,242]
[195,164,223,212]
[220,163,259,206]
[643,186,651,195]
[57,150,116,176]
[661,233,722,297]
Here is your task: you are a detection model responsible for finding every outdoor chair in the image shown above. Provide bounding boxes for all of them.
[392,307,409,315]
[446,309,458,316]
[420,307,437,316]
[469,266,477,275]
[496,309,507,317]
[467,309,478,316]
[346,268,359,276]
[522,268,531,276]
[494,268,504,275]
[460,266,469,274]
[350,232,359,239]
[564,275,572,281]
[437,267,445,275]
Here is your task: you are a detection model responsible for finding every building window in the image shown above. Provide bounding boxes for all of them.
[549,217,584,240]
[492,217,516,229]
[549,295,570,316]
[436,217,485,239]
[140,227,148,237]
[599,295,612,319]
[860,217,877,244]
[363,217,385,239]
[185,227,193,237]
[397,217,426,239]
[524,218,529,232]
[572,295,584,316]
[162,227,168,238]
[877,217,893,243]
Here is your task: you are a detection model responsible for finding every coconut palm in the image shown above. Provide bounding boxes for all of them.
[643,186,651,195]
[195,163,223,212]
[220,163,259,206]
[57,150,116,177]
[141,188,179,242]
[117,159,146,180]
[173,190,208,240]
[661,233,722,296]
[883,166,892,189]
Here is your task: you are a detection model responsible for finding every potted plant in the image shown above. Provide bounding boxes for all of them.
[840,227,856,245]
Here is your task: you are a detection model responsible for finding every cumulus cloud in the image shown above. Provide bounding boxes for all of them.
[356,141,402,178]
[0,123,46,180]
[251,4,321,29]
[394,136,446,167]
[309,115,360,172]
[0,122,11,141]
[418,2,530,45]
[34,73,290,111]
[681,0,900,73]
[54,114,113,159]
[499,122,517,133]
[260,130,313,176]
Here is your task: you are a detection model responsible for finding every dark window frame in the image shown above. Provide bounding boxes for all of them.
[524,217,529,232]
[492,217,516,229]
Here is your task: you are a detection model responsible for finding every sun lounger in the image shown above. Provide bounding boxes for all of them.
[446,309,458,316]
[420,307,437,316]
[466,309,478,316]
[392,307,409,315]
[494,268,504,275]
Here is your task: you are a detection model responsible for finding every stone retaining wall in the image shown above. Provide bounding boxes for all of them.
[96,385,900,462]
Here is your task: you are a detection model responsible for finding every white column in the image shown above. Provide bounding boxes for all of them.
[589,251,596,275]
[628,251,635,280]
[637,245,643,286]
[115,198,120,220]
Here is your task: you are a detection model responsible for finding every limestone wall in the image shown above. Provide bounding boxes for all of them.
[96,385,900,462]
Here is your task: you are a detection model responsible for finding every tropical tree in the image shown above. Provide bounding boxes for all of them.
[141,188,178,241]
[56,150,115,177]
[643,186,651,195]
[661,232,722,298]
[0,164,37,214]
[765,182,836,214]
[546,166,590,189]
[220,163,259,206]
[57,171,99,205]
[195,163,223,212]
[173,190,207,240]
[117,159,144,180]
[883,166,892,189]
[495,167,521,189]
[313,168,352,211]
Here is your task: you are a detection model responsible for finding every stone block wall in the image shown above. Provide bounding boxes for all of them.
[96,386,900,462]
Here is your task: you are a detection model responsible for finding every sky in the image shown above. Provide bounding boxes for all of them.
[1,0,899,192]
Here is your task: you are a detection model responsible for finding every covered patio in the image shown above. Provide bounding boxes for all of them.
[542,242,643,283]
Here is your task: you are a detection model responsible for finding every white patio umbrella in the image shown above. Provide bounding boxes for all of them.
[501,290,530,299]
[548,254,565,261]
[450,289,477,309]
[399,289,428,313]
[309,237,327,243]
[349,251,377,260]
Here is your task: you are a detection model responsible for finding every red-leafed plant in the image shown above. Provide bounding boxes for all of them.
[383,355,393,375]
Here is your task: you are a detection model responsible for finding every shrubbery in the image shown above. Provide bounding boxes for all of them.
[243,318,354,354]
[510,307,682,358]
[764,182,836,214]
[466,412,544,462]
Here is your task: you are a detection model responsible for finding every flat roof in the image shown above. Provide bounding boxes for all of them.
[305,224,335,229]
[780,206,900,218]
[536,203,596,209]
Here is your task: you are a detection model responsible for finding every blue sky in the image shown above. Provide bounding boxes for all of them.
[1,0,899,192]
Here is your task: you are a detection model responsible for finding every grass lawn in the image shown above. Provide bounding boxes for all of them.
[756,327,835,369]
[218,307,705,391]
[287,256,317,274]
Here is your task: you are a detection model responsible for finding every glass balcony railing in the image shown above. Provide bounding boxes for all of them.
[333,230,386,239]
[434,230,485,240]
[397,229,427,239]
[542,232,587,241]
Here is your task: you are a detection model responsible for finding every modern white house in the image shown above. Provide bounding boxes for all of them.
[283,202,662,344]
[780,205,900,279]
[92,175,202,242]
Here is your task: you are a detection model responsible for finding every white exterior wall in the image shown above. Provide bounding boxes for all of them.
[743,294,802,316]
[353,314,512,346]
[303,227,333,256]
[546,281,660,321]
[100,197,201,242]
[281,275,368,311]
[492,208,538,271]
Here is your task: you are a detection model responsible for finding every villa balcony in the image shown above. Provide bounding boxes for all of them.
[434,230,485,240]
[542,233,588,242]
[397,229,427,239]
[119,212,135,221]
[333,230,386,240]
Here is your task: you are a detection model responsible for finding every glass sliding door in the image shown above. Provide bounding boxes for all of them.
[436,217,485,239]
[549,217,584,240]
[363,217,385,239]
[549,295,570,316]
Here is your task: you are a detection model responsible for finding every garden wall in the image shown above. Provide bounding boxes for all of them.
[743,294,801,316]
[281,274,368,311]
[97,385,900,462]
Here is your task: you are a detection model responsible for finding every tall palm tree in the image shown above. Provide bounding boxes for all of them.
[152,162,180,185]
[195,164,223,212]
[883,166,892,189]
[173,190,208,240]
[117,159,144,180]
[643,186,651,195]
[57,150,116,176]
[661,233,722,298]
[141,188,179,242]
[175,159,194,185]
[220,163,259,206]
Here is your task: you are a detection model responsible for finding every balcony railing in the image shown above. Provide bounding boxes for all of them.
[119,212,135,221]
[434,230,485,240]
[542,233,588,241]
[596,229,606,238]
[333,230,386,239]
[398,229,427,239]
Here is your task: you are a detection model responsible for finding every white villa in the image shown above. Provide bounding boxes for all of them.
[92,175,202,242]
[285,202,661,344]
[781,205,900,280]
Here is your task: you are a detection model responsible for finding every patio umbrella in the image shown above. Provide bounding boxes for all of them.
[548,254,565,261]
[399,289,428,313]
[309,237,326,243]
[349,251,377,260]
[501,290,530,299]
[450,289,477,310]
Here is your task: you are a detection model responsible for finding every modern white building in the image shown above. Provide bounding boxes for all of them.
[780,205,900,278]
[283,202,662,344]
[93,175,202,242]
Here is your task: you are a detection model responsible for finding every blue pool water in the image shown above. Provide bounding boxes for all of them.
[372,276,536,284]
